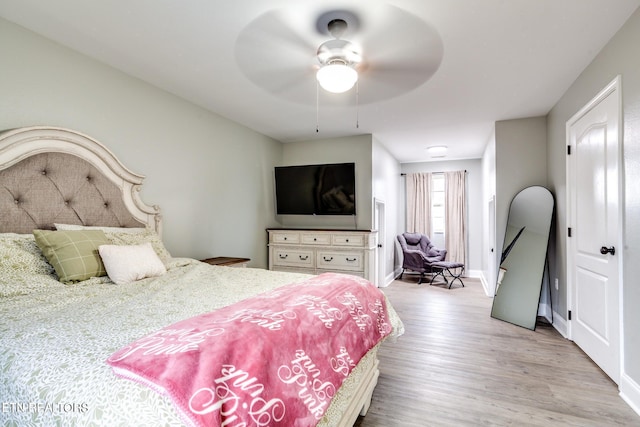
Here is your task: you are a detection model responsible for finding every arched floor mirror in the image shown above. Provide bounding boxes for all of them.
[491,186,554,330]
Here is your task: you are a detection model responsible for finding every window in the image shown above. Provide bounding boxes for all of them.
[431,173,445,234]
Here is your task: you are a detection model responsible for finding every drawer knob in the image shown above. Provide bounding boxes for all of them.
[346,257,357,262]
[313,238,317,241]
[299,255,309,260]
[323,256,333,262]
[346,239,349,242]
[279,254,288,259]
[284,237,287,240]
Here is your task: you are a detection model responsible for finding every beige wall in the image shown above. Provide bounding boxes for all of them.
[0,18,283,267]
[547,7,640,399]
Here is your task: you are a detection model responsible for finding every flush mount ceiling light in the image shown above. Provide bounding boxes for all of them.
[427,146,448,157]
[316,18,361,93]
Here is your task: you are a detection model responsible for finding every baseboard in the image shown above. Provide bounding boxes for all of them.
[551,309,568,338]
[478,271,493,296]
[466,269,481,278]
[379,270,399,288]
[620,373,640,417]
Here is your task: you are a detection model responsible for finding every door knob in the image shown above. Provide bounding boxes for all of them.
[600,246,615,255]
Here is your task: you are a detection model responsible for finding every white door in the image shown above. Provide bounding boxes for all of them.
[567,76,622,383]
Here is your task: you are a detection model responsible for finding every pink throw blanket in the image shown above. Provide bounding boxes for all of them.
[107,272,392,427]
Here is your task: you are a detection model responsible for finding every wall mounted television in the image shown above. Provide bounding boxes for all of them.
[274,163,356,215]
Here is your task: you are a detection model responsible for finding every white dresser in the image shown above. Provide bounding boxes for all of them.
[267,229,377,281]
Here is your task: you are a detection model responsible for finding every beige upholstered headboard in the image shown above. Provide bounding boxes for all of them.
[0,126,161,234]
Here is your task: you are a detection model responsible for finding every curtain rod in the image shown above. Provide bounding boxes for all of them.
[400,170,467,176]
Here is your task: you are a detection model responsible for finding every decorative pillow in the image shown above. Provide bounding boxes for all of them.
[98,243,167,285]
[54,224,171,262]
[0,233,60,297]
[33,229,111,284]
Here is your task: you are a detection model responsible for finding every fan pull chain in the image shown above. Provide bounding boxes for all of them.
[315,80,361,132]
[356,80,359,129]
[316,81,320,133]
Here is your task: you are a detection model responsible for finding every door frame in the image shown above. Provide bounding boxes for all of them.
[374,198,386,287]
[565,76,624,373]
[487,195,497,296]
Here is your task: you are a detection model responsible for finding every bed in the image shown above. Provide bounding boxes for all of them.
[0,126,403,426]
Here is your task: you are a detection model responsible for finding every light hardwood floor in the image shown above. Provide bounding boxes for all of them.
[356,276,640,427]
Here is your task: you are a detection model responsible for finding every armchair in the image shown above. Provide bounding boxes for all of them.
[397,232,447,284]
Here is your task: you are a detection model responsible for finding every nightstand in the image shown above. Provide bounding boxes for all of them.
[200,257,250,268]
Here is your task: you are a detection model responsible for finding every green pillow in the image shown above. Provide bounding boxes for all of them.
[33,229,111,284]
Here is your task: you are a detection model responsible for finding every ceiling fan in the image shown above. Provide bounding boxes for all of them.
[235,5,443,105]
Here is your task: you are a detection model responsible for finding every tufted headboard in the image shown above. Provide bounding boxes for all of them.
[0,126,161,234]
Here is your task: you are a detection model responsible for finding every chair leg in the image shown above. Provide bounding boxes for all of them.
[399,269,404,280]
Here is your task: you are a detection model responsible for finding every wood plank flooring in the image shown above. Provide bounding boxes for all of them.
[355,277,640,426]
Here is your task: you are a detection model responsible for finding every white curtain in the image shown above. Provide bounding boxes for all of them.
[405,172,432,235]
[444,170,466,268]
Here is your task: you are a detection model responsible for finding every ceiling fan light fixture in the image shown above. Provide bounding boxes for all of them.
[316,61,358,93]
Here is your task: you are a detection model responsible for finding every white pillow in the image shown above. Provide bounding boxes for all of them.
[98,243,167,285]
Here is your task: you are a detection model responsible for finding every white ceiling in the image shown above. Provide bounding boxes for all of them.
[1,0,639,163]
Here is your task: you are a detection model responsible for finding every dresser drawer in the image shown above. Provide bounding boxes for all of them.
[270,231,300,244]
[317,251,363,272]
[272,248,314,268]
[300,232,332,245]
[332,234,365,247]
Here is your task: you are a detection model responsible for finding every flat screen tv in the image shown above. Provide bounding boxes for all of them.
[274,163,356,215]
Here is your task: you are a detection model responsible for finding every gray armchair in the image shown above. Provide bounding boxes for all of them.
[397,232,447,284]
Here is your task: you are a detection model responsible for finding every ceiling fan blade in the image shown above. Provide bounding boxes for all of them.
[235,9,320,101]
[354,5,444,103]
[247,66,317,99]
[357,54,442,104]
